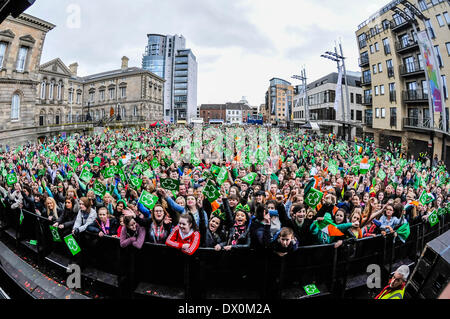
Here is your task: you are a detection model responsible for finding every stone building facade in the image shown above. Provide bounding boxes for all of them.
[0,13,164,148]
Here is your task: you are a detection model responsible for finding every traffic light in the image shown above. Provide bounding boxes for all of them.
[0,0,36,24]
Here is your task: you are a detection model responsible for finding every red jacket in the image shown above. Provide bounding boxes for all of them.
[165,226,200,256]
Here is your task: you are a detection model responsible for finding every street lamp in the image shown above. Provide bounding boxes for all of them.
[292,67,309,127]
[320,43,352,141]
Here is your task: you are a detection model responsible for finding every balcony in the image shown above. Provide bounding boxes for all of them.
[361,77,372,86]
[403,117,433,130]
[390,19,411,32]
[359,56,370,67]
[395,39,419,53]
[402,90,428,103]
[399,62,425,77]
[362,95,373,106]
[364,117,373,128]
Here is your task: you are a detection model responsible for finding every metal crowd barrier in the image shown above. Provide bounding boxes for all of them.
[0,203,448,299]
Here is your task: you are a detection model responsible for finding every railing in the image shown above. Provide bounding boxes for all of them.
[363,95,373,106]
[361,77,372,86]
[402,90,428,102]
[1,205,447,299]
[390,18,411,31]
[403,117,432,129]
[359,56,370,67]
[395,40,419,53]
[400,62,425,76]
[387,67,395,78]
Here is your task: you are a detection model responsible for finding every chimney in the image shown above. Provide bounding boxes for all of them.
[69,62,78,76]
[121,56,129,70]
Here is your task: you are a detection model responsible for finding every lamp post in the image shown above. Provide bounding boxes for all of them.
[292,67,309,127]
[321,45,351,141]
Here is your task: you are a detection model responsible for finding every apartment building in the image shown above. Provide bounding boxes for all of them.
[356,0,449,164]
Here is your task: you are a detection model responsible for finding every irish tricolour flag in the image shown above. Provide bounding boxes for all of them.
[359,157,370,174]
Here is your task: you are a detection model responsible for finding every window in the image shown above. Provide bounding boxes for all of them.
[76,92,81,104]
[11,94,20,120]
[378,63,382,73]
[356,110,362,121]
[40,81,46,99]
[389,83,396,102]
[358,33,367,49]
[89,92,94,102]
[444,12,450,24]
[434,45,443,67]
[386,59,394,77]
[375,108,380,118]
[356,94,362,104]
[374,42,379,52]
[370,45,374,54]
[380,84,385,95]
[437,14,445,27]
[69,91,73,103]
[381,108,385,118]
[121,87,126,98]
[422,80,429,97]
[442,75,448,99]
[425,19,435,38]
[57,82,62,100]
[373,65,377,74]
[418,0,427,11]
[383,38,391,54]
[0,42,6,68]
[351,93,354,103]
[109,88,115,99]
[390,108,397,126]
[375,86,379,96]
[446,42,450,55]
[49,81,54,100]
[16,46,28,72]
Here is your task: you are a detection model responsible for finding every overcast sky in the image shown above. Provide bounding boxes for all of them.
[26,0,390,107]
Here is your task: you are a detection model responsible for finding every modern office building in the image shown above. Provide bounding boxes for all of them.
[263,78,294,126]
[292,71,364,137]
[355,0,449,164]
[142,34,197,124]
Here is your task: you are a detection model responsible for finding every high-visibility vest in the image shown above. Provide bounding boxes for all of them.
[376,287,405,299]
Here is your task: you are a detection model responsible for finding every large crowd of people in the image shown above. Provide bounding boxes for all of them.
[0,125,449,259]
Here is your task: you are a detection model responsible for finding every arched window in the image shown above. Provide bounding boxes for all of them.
[39,109,46,126]
[11,94,20,120]
[49,81,54,100]
[55,109,61,125]
[57,81,62,100]
[40,81,46,99]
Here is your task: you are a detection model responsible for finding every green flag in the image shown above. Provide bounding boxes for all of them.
[103,166,117,178]
[49,225,62,242]
[304,187,324,209]
[216,167,229,186]
[92,180,107,197]
[418,190,434,206]
[64,234,81,256]
[377,169,386,180]
[129,175,143,190]
[396,222,410,243]
[138,190,158,210]
[6,173,17,185]
[151,158,160,169]
[202,170,214,180]
[202,180,220,203]
[428,210,439,227]
[160,178,180,191]
[133,163,143,175]
[304,284,320,296]
[79,168,93,184]
[211,164,221,176]
[241,172,257,185]
[19,210,24,225]
[296,167,305,178]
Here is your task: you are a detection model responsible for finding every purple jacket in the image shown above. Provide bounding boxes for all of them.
[120,224,146,249]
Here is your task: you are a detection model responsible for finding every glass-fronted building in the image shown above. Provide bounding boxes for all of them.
[142,34,197,124]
